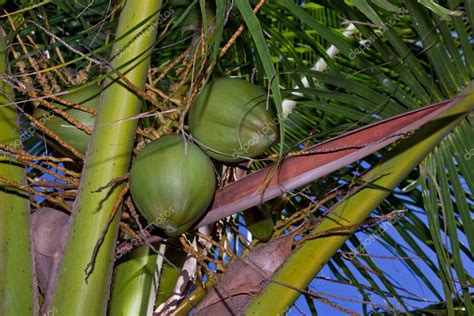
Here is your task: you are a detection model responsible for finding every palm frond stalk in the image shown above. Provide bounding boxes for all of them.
[108,244,165,315]
[0,28,36,316]
[48,1,162,314]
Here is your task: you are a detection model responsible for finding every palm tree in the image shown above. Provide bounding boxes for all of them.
[0,0,472,315]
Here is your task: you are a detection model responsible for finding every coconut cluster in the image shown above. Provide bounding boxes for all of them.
[41,78,277,236]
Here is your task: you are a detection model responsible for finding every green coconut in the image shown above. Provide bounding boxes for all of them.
[130,135,216,236]
[243,206,274,242]
[34,84,100,155]
[243,195,288,241]
[189,78,278,162]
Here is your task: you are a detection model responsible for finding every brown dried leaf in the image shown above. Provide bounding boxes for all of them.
[194,233,294,315]
[31,207,69,294]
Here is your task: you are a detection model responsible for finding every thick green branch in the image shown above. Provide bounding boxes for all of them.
[49,1,162,315]
[0,30,36,316]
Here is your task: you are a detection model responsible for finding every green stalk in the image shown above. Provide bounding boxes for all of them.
[245,87,474,314]
[173,276,220,316]
[109,245,165,315]
[0,29,36,316]
[49,1,162,315]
